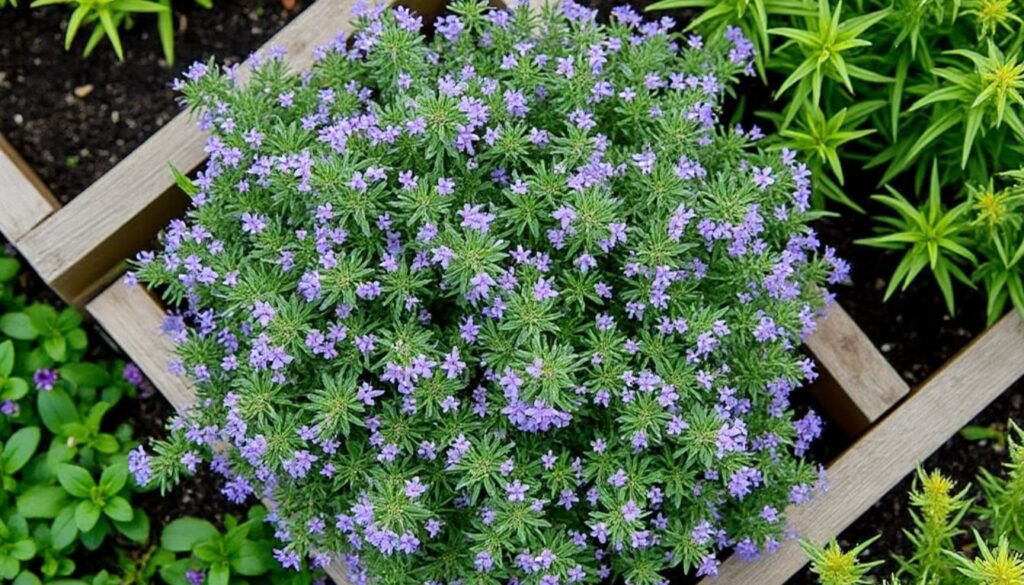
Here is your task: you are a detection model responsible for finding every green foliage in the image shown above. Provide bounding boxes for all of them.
[859,164,1024,321]
[0,248,312,583]
[158,507,316,585]
[802,536,882,585]
[856,161,976,315]
[806,421,1024,585]
[26,0,213,64]
[650,0,1024,320]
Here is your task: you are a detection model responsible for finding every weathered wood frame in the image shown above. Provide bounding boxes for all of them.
[2,1,1023,583]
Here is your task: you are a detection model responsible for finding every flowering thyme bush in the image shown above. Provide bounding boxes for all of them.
[130,1,847,582]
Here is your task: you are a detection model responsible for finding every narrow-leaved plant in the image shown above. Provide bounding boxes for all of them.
[130,2,845,582]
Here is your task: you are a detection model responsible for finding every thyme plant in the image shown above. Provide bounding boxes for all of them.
[130,1,843,582]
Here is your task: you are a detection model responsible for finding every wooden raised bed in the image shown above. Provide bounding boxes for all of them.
[2,1,1023,583]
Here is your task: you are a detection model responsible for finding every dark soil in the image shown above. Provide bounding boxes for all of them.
[816,212,989,387]
[0,0,305,203]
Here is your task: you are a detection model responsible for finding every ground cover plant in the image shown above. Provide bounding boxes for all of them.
[129,1,847,582]
[0,247,324,584]
[646,0,1024,323]
[805,420,1024,585]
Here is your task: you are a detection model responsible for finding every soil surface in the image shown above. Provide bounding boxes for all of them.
[0,0,305,203]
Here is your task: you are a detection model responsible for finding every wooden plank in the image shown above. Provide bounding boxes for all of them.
[0,134,60,242]
[805,302,909,435]
[88,283,195,411]
[87,282,356,585]
[702,311,1024,585]
[16,0,360,305]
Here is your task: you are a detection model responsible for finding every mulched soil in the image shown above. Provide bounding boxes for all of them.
[0,0,305,203]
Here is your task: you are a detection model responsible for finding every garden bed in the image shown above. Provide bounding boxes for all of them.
[786,376,1024,585]
[1,0,1022,583]
[0,0,306,203]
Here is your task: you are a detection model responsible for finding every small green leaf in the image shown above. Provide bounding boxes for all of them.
[38,389,80,435]
[57,464,95,498]
[102,496,133,522]
[74,500,101,532]
[0,314,38,340]
[3,427,40,474]
[0,258,19,282]
[80,518,108,550]
[3,377,29,401]
[208,563,230,585]
[157,6,175,65]
[231,540,272,576]
[59,363,110,388]
[92,434,120,454]
[161,517,219,552]
[9,540,35,561]
[97,9,124,61]
[0,340,14,377]
[113,509,149,543]
[17,486,68,519]
[51,507,79,550]
[99,463,127,494]
[43,336,67,363]
[65,329,87,351]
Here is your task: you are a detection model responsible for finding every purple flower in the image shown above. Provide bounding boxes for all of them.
[696,554,719,578]
[533,277,558,301]
[33,369,58,391]
[298,271,321,302]
[128,446,152,486]
[475,551,495,572]
[240,212,267,234]
[608,469,627,488]
[283,450,318,479]
[252,301,275,326]
[405,476,428,499]
[752,166,775,190]
[458,204,496,233]
[505,479,529,502]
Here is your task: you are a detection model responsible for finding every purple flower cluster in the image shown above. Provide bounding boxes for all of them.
[134,1,839,582]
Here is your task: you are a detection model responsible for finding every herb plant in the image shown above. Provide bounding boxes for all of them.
[130,2,843,582]
[159,506,319,585]
[805,421,1024,585]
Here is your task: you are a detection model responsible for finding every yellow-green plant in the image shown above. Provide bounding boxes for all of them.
[806,421,1024,585]
[27,0,212,64]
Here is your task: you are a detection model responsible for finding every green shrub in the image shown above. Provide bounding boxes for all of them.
[129,1,846,581]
